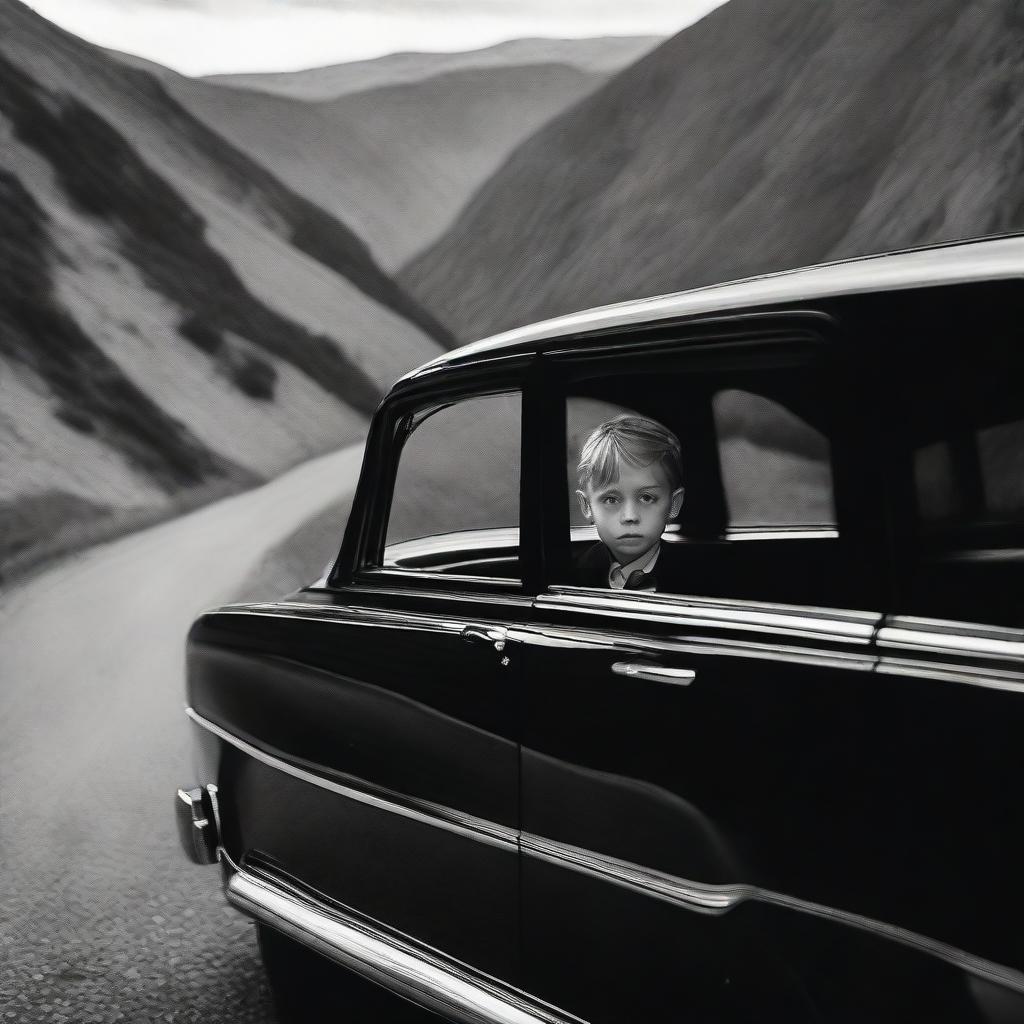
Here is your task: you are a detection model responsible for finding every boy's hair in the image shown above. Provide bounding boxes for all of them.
[577,414,683,491]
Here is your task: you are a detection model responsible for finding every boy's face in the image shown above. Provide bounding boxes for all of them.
[577,461,684,566]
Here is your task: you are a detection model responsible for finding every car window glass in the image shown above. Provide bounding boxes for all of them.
[978,419,1024,516]
[383,391,521,578]
[902,320,1024,627]
[713,389,835,528]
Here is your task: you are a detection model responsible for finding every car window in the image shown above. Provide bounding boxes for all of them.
[713,388,835,529]
[556,357,858,607]
[901,325,1024,627]
[383,391,521,579]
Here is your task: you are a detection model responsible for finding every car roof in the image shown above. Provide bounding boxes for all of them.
[402,233,1024,383]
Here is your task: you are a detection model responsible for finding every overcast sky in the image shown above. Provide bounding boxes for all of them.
[23,0,729,76]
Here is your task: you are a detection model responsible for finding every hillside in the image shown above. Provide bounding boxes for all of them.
[0,0,445,578]
[158,62,605,268]
[402,0,1024,343]
[204,36,661,101]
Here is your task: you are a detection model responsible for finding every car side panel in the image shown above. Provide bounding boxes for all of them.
[186,590,521,982]
[517,605,1024,1021]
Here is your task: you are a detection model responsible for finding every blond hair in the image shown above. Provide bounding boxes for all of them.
[577,414,683,491]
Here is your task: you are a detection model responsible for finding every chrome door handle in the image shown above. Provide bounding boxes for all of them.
[611,662,695,686]
[461,625,507,652]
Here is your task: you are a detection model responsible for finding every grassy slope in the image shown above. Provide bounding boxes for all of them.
[0,52,381,416]
[204,36,661,100]
[0,167,242,492]
[401,0,1024,343]
[0,0,451,354]
[0,0,449,579]
[163,62,606,268]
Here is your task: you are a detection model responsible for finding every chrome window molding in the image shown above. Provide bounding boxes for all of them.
[508,624,876,672]
[185,707,518,850]
[228,867,586,1024]
[878,619,1024,663]
[357,567,523,590]
[723,527,839,541]
[384,528,520,564]
[568,525,839,544]
[538,589,878,645]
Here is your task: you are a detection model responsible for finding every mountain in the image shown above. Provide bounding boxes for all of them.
[401,0,1024,343]
[203,37,661,101]
[0,0,446,577]
[152,61,605,268]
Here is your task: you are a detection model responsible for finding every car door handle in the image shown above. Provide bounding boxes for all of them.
[460,625,507,652]
[611,661,696,686]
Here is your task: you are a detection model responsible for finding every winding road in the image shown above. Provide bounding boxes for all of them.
[0,444,367,1022]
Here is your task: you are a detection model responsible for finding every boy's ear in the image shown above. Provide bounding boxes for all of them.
[575,489,593,521]
[669,486,685,520]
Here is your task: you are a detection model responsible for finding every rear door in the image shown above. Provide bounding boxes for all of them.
[516,314,1024,1022]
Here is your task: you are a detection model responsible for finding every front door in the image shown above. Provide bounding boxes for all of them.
[189,381,528,985]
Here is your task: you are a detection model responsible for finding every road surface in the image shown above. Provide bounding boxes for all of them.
[0,444,367,1022]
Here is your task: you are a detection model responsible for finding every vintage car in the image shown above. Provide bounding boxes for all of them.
[178,235,1024,1023]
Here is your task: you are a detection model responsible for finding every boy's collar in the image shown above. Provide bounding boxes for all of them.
[608,543,661,589]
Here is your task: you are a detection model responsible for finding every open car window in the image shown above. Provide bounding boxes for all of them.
[381,391,522,582]
[554,346,866,608]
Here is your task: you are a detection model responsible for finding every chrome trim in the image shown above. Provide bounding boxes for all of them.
[384,528,520,564]
[568,525,838,544]
[519,835,1024,996]
[404,236,1024,378]
[512,622,872,671]
[878,620,1024,663]
[190,708,1024,996]
[345,586,534,606]
[537,590,878,644]
[207,600,529,634]
[511,623,876,671]
[724,528,839,542]
[359,567,522,589]
[228,868,585,1024]
[184,708,518,850]
[611,661,695,686]
[876,658,1024,695]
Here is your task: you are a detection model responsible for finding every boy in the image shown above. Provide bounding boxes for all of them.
[574,414,685,592]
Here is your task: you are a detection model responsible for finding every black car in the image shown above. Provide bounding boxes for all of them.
[178,235,1024,1023]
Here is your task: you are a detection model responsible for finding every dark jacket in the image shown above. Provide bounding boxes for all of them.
[573,540,700,594]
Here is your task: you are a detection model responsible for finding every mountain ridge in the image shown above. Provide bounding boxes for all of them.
[201,36,661,100]
[160,59,606,268]
[401,0,1024,343]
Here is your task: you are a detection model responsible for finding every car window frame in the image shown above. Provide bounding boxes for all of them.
[329,355,539,596]
[531,311,890,614]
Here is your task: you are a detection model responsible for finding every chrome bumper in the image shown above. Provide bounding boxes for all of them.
[227,866,587,1024]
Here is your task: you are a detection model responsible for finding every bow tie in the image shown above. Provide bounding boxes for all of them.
[623,569,657,591]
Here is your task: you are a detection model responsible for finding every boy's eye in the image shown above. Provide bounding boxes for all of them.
[601,495,619,505]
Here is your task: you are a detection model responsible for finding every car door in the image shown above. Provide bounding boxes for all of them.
[514,314,1024,1023]
[187,369,530,985]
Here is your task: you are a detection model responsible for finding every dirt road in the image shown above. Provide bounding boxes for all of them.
[0,444,363,1022]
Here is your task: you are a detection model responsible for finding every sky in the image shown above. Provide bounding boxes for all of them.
[22,0,729,76]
